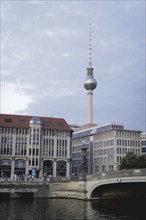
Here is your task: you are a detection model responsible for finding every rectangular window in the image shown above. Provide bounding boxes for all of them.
[141,140,146,146]
[5,118,11,123]
[95,166,100,172]
[18,119,26,124]
[56,122,63,126]
[44,121,52,127]
[108,165,113,171]
[101,166,106,172]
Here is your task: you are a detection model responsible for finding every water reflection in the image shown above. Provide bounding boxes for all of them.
[91,199,146,220]
[0,198,145,220]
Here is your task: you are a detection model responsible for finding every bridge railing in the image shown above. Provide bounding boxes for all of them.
[0,176,71,184]
[87,168,146,180]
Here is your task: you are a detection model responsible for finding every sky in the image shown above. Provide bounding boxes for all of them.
[1,0,145,132]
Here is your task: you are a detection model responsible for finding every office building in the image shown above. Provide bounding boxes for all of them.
[72,123,142,174]
[141,132,146,155]
[0,114,72,178]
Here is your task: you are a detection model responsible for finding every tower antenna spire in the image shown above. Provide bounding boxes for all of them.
[89,22,92,67]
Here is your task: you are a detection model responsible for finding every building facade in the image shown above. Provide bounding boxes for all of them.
[0,114,72,178]
[141,132,146,155]
[72,123,142,175]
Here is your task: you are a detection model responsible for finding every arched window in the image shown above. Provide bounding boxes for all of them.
[15,160,26,176]
[43,160,53,176]
[0,159,11,177]
[57,160,66,177]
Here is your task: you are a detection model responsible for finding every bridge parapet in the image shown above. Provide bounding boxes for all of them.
[87,168,146,180]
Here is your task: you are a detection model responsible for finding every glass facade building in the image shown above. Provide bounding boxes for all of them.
[72,123,142,175]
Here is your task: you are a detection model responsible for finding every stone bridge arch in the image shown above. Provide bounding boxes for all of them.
[86,177,146,200]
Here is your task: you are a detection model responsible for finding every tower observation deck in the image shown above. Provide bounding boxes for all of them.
[84,23,97,124]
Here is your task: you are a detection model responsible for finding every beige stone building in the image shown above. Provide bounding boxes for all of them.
[0,114,72,178]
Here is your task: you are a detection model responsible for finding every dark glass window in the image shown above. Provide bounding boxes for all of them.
[56,122,63,126]
[142,141,146,146]
[5,118,11,123]
[44,122,52,127]
[18,119,26,124]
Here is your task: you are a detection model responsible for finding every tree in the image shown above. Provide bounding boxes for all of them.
[136,155,146,168]
[120,152,146,170]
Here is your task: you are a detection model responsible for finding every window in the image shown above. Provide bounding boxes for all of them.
[108,165,113,171]
[44,121,52,127]
[142,141,146,146]
[101,166,106,172]
[56,122,63,126]
[15,160,26,168]
[36,159,38,166]
[18,119,26,124]
[95,166,100,172]
[5,118,11,123]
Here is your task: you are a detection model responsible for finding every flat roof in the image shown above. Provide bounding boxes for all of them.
[73,122,141,139]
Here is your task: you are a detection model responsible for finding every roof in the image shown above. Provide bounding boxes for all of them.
[72,122,141,139]
[73,128,93,139]
[0,114,72,132]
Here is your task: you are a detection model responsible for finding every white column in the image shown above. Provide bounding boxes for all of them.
[66,160,70,177]
[53,160,57,177]
[11,158,15,179]
[25,159,29,175]
[40,159,43,178]
[87,90,93,124]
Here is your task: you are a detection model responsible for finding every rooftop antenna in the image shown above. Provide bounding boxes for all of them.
[89,22,92,67]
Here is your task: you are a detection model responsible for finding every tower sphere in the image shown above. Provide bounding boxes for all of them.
[84,76,97,91]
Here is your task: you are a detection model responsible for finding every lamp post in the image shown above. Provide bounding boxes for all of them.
[81,142,88,181]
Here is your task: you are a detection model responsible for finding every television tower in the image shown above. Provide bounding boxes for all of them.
[84,23,97,124]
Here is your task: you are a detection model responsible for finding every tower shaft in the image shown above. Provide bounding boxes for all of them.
[87,90,93,124]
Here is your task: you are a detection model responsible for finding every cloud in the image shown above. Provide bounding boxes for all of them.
[1,0,145,131]
[1,82,33,114]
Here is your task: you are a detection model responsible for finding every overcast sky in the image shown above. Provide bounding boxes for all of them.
[1,0,145,131]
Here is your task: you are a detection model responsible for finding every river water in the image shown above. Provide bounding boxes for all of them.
[0,198,145,220]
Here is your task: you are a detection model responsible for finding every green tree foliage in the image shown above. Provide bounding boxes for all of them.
[120,152,146,170]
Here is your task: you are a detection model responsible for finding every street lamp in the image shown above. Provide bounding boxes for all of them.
[81,141,88,181]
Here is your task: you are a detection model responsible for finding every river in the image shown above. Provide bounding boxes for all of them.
[0,198,145,220]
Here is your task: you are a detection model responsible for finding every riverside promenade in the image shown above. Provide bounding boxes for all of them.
[0,169,146,200]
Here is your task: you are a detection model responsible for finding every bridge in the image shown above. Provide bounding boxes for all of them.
[85,168,146,200]
[0,169,146,200]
